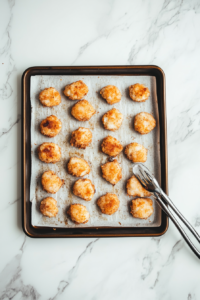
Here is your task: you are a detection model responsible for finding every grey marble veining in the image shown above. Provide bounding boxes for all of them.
[1,0,200,299]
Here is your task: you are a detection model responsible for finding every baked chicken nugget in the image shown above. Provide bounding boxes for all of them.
[67,204,90,224]
[130,198,153,219]
[40,115,62,137]
[101,136,123,157]
[126,175,151,197]
[73,179,95,201]
[67,157,90,177]
[101,159,122,185]
[71,100,96,121]
[38,143,61,163]
[97,193,120,215]
[70,127,92,149]
[134,112,156,134]
[124,142,147,163]
[100,85,121,104]
[64,80,88,100]
[129,83,150,102]
[40,197,58,217]
[102,108,123,131]
[39,87,61,107]
[41,170,64,194]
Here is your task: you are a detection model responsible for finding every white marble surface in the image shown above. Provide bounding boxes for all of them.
[1,0,200,299]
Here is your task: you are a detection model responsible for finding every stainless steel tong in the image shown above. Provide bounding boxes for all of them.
[133,163,200,259]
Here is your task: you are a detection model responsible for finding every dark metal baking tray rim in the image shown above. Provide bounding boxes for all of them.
[22,65,168,238]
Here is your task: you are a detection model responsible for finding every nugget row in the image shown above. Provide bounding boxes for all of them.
[40,170,153,224]
[39,80,150,106]
[39,80,155,134]
[38,155,153,223]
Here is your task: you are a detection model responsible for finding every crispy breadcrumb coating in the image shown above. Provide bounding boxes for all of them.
[101,136,123,157]
[134,112,156,134]
[126,175,151,197]
[67,204,90,224]
[124,142,147,163]
[67,157,90,177]
[130,198,153,219]
[39,87,61,107]
[37,143,61,163]
[101,159,122,185]
[70,127,92,149]
[40,115,62,137]
[129,84,150,102]
[64,80,88,100]
[100,85,121,104]
[73,179,95,201]
[41,170,64,194]
[97,193,120,215]
[102,108,123,131]
[40,197,58,217]
[71,100,96,121]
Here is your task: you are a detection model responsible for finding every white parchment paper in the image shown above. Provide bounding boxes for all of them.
[30,75,161,228]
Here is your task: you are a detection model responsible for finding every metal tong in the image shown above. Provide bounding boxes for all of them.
[133,163,200,259]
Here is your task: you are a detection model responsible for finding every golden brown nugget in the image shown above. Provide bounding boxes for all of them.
[130,198,153,219]
[67,204,90,224]
[39,87,61,107]
[101,136,123,157]
[70,127,92,149]
[73,179,95,201]
[97,193,120,215]
[102,108,123,131]
[101,159,122,185]
[71,100,96,121]
[100,85,121,104]
[67,157,90,177]
[134,112,156,134]
[40,197,58,217]
[41,170,64,194]
[40,115,62,137]
[38,143,61,163]
[126,175,151,197]
[129,83,150,102]
[124,142,147,163]
[64,80,88,100]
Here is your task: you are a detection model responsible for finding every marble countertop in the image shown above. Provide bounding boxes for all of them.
[1,0,200,299]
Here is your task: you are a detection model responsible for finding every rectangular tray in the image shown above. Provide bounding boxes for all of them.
[22,65,168,238]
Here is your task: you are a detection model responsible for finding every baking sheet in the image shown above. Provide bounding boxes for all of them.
[30,75,161,228]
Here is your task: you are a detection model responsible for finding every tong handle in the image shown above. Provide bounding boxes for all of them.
[159,190,200,243]
[155,192,200,259]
